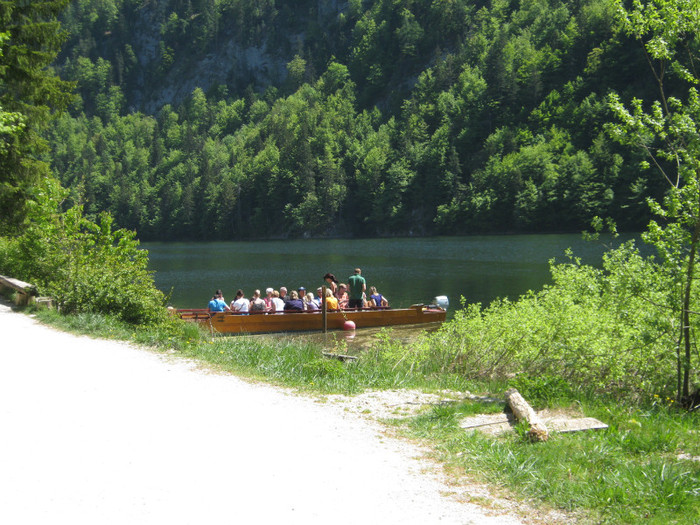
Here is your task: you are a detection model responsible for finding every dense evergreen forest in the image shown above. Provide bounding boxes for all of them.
[46,0,678,240]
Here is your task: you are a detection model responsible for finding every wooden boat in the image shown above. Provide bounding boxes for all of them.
[177,304,446,335]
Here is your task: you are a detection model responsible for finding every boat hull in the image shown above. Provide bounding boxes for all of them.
[178,306,446,334]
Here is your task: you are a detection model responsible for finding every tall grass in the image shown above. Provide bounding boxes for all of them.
[186,333,474,394]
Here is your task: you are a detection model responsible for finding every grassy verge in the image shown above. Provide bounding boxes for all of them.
[403,398,700,524]
[30,307,475,393]
[28,307,700,524]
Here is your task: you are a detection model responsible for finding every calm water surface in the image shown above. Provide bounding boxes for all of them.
[144,234,635,316]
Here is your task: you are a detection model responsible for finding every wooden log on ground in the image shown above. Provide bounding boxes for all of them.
[505,388,549,442]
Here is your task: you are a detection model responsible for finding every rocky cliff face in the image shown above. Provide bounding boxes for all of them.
[98,0,347,113]
[141,38,289,113]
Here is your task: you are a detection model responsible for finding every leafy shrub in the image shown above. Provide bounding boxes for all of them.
[0,179,167,325]
[509,374,574,406]
[398,243,691,401]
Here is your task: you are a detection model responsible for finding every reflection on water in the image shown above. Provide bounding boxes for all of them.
[232,322,443,353]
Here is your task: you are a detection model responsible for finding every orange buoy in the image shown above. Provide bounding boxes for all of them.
[343,320,356,331]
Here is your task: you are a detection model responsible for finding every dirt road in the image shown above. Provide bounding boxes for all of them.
[0,302,523,524]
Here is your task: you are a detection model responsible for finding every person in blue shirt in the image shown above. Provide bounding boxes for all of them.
[369,286,388,308]
[208,290,230,312]
[284,290,304,311]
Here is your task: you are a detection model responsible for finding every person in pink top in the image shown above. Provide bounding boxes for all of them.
[336,283,349,309]
[264,288,274,310]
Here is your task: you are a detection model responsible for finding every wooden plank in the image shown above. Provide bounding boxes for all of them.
[545,417,608,433]
[459,413,512,435]
[460,413,608,436]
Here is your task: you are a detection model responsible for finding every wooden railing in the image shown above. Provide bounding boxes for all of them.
[177,305,393,318]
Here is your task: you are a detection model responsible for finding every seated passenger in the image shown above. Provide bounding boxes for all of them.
[249,289,266,312]
[324,288,339,310]
[336,284,349,309]
[284,290,304,311]
[271,290,285,312]
[304,292,319,311]
[231,289,249,312]
[208,290,230,312]
[264,288,274,310]
[369,286,389,307]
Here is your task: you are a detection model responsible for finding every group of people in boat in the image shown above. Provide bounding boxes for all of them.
[208,268,389,314]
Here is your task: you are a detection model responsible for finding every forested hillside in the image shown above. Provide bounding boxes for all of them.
[47,0,680,239]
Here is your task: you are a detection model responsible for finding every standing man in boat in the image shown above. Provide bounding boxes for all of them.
[347,268,366,309]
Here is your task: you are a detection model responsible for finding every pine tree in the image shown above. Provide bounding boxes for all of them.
[0,0,74,233]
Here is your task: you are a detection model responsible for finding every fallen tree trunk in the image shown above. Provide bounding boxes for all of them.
[504,388,549,442]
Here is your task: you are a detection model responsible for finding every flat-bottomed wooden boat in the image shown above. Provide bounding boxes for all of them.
[178,305,446,334]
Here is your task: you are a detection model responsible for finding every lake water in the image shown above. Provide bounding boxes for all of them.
[144,234,637,315]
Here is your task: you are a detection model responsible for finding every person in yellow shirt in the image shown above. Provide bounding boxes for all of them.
[324,288,339,310]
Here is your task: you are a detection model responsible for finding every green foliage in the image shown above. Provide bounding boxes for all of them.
[300,357,348,380]
[46,0,677,239]
[397,242,689,401]
[607,0,700,400]
[0,178,167,325]
[508,374,574,406]
[0,0,169,328]
[0,0,74,233]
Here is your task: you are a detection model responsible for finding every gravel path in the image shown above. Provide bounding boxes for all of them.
[0,303,524,525]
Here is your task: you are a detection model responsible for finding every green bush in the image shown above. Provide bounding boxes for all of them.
[509,374,574,406]
[400,243,691,401]
[0,179,167,325]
